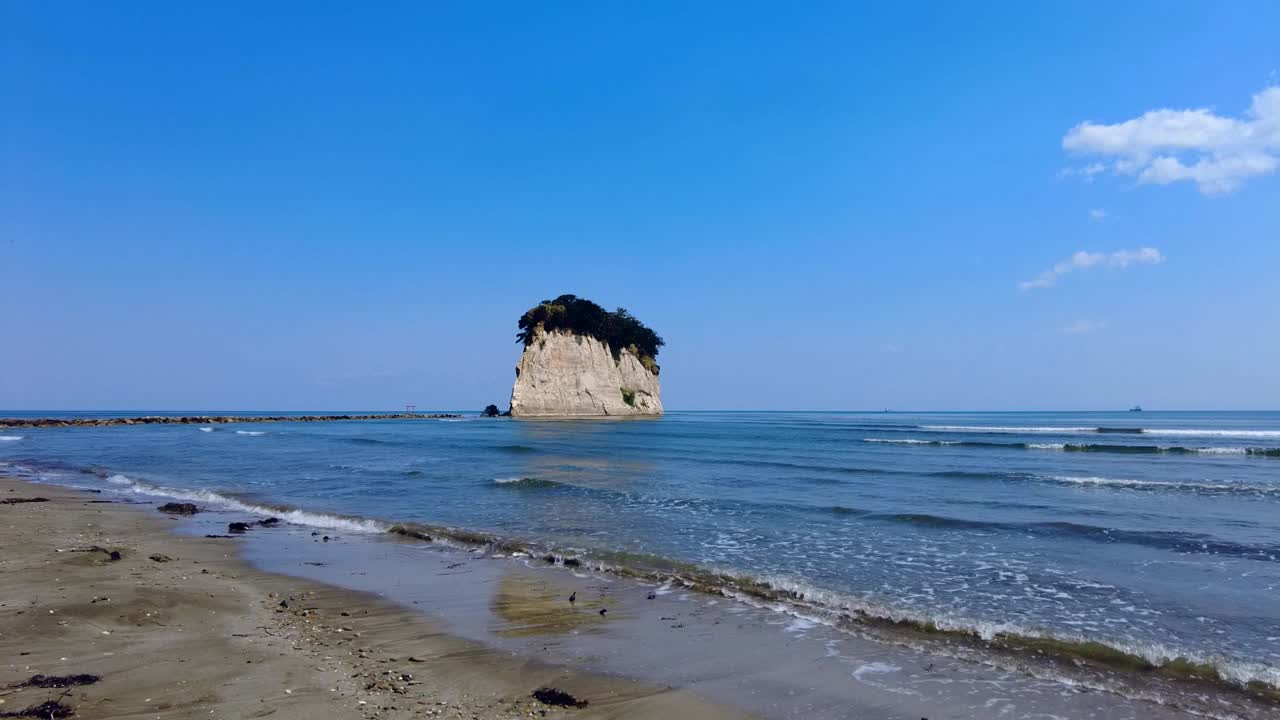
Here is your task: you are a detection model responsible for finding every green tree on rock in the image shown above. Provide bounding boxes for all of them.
[516,294,663,375]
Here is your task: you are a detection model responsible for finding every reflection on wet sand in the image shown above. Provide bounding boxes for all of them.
[491,572,613,637]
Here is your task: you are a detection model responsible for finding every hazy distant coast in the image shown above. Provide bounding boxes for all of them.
[0,413,461,429]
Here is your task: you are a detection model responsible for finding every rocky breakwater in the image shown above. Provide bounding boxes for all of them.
[509,294,664,418]
[0,413,460,429]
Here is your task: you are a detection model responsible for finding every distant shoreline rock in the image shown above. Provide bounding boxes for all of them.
[0,413,462,430]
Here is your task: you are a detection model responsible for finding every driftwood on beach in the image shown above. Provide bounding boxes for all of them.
[0,413,460,429]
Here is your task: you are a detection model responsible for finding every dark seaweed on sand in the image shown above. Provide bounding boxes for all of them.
[0,700,75,719]
[23,674,100,689]
[531,687,588,708]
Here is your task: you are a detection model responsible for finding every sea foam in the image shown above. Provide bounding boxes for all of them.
[101,473,386,534]
[923,424,1280,439]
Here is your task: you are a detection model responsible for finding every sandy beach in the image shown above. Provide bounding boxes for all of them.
[0,478,746,720]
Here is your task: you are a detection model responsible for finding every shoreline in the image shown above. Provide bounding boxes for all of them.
[0,414,462,430]
[51,463,1279,707]
[0,478,746,720]
[5,477,1278,718]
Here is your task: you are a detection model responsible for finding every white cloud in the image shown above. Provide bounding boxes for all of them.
[1019,247,1164,290]
[1061,319,1106,335]
[1061,86,1280,195]
[1088,208,1108,222]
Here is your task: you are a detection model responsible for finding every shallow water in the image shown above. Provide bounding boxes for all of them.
[4,410,1279,692]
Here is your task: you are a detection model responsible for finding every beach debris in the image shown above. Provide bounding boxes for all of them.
[228,522,250,533]
[646,592,657,600]
[72,545,122,561]
[531,687,588,709]
[562,558,581,567]
[598,608,607,616]
[149,554,173,563]
[156,502,199,515]
[0,700,75,719]
[22,674,100,689]
[389,525,434,542]
[0,497,49,505]
[257,517,281,527]
[567,592,576,604]
[204,534,237,539]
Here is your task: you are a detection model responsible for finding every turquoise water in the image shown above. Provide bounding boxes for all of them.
[3,410,1279,688]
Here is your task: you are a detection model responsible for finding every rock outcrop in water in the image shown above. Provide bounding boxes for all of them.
[509,295,664,418]
[510,329,663,417]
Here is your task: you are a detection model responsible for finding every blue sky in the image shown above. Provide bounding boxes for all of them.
[4,2,1278,411]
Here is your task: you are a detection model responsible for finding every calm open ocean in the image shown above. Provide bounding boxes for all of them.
[3,410,1278,690]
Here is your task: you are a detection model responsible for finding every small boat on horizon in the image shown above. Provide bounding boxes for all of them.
[1129,405,1143,412]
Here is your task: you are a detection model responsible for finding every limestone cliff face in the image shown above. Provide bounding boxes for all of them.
[510,329,663,417]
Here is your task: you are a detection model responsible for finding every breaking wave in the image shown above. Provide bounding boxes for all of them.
[235,430,267,436]
[1047,474,1280,497]
[1144,428,1280,438]
[865,437,1280,457]
[923,424,1280,439]
[923,425,1099,433]
[493,476,565,489]
[0,435,25,441]
[865,438,961,446]
[98,473,385,533]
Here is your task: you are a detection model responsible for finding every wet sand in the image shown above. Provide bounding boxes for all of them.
[0,478,746,719]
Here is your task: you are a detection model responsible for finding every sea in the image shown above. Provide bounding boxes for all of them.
[3,410,1279,699]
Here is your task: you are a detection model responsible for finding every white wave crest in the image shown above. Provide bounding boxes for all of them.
[1044,474,1274,497]
[493,476,545,485]
[199,427,215,432]
[102,475,386,534]
[924,425,1096,434]
[235,430,267,436]
[1143,428,1280,438]
[864,438,958,445]
[1027,443,1066,450]
[923,424,1280,439]
[0,435,25,441]
[1051,475,1181,489]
